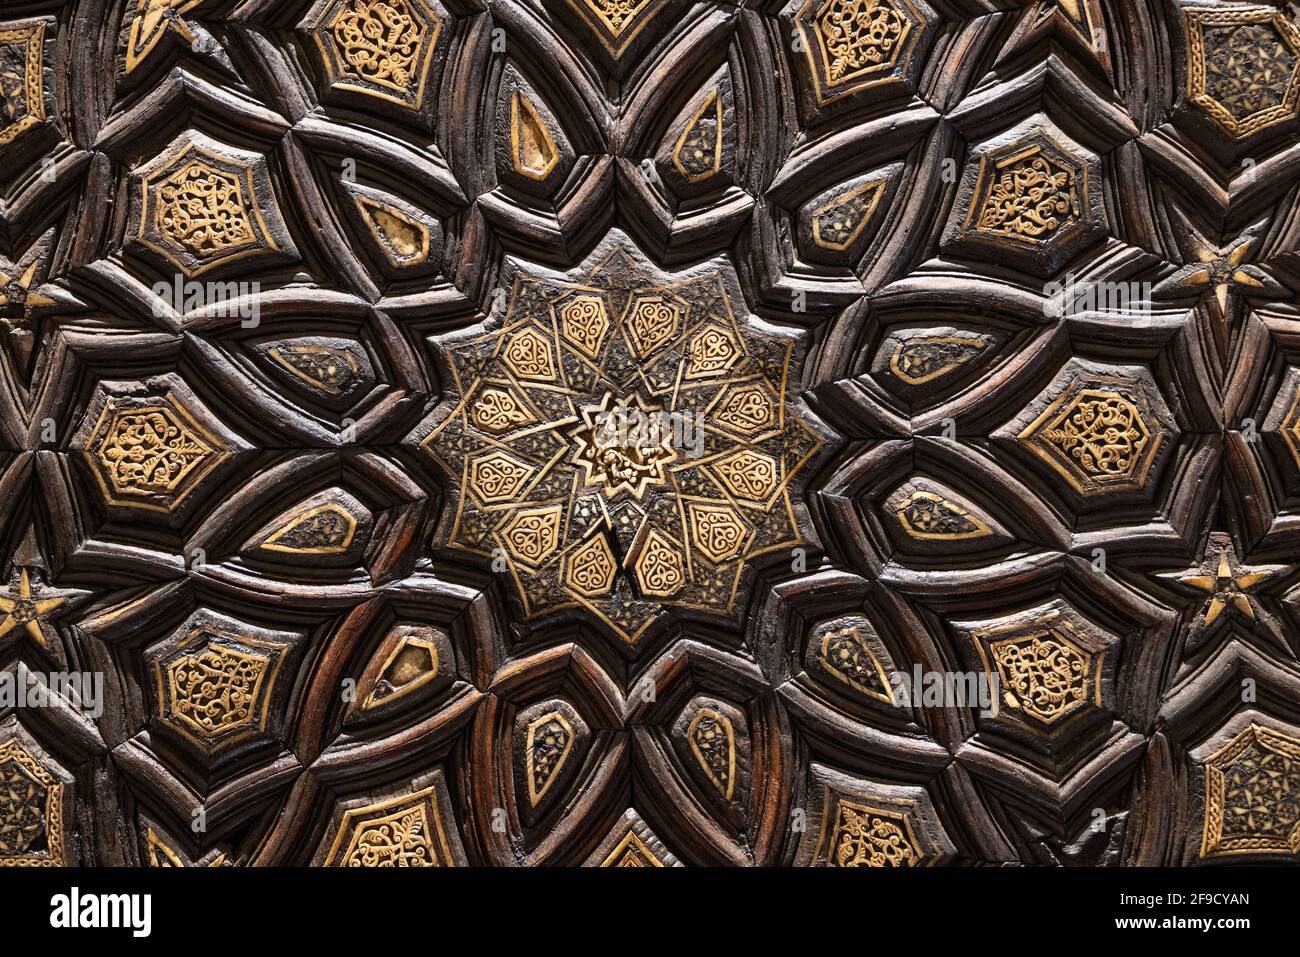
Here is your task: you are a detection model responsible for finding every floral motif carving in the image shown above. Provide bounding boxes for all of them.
[688,504,747,564]
[501,506,563,567]
[571,394,677,499]
[307,0,442,109]
[795,0,932,104]
[686,325,741,379]
[471,387,535,433]
[1035,391,1149,485]
[557,295,610,357]
[469,452,534,504]
[86,396,221,512]
[830,802,920,867]
[563,0,665,57]
[502,328,558,382]
[336,799,438,865]
[133,134,292,276]
[975,148,1077,241]
[157,162,256,260]
[1015,367,1169,497]
[148,617,298,754]
[989,632,1090,724]
[564,535,617,597]
[167,642,271,740]
[634,529,685,596]
[815,0,909,84]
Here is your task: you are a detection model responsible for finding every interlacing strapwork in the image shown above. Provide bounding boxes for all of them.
[5,0,1300,871]
[422,239,823,643]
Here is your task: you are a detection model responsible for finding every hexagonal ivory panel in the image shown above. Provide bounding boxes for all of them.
[1192,714,1300,862]
[128,130,298,278]
[790,0,936,106]
[314,769,466,866]
[1000,359,1175,500]
[1184,4,1300,139]
[794,763,956,866]
[954,598,1118,732]
[302,0,444,111]
[145,610,303,757]
[943,116,1106,276]
[75,377,242,514]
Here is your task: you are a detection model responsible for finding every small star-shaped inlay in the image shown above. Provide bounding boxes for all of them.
[0,568,69,648]
[1154,237,1285,313]
[126,0,203,74]
[0,236,54,329]
[0,230,57,385]
[1178,545,1275,627]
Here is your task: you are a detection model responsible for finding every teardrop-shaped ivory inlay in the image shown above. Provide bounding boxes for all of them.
[357,196,430,266]
[672,88,723,183]
[511,91,558,180]
[525,710,575,806]
[687,707,736,800]
[361,628,440,709]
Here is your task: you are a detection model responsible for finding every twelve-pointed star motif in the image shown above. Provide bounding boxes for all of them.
[421,238,825,644]
[0,568,69,648]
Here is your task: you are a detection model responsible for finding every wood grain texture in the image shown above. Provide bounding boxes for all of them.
[0,0,1297,868]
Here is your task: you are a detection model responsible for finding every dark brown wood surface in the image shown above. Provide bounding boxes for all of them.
[0,0,1298,867]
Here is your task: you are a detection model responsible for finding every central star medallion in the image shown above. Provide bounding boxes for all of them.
[570,393,677,500]
[418,234,828,643]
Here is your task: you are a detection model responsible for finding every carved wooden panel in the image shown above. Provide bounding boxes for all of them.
[0,0,1298,869]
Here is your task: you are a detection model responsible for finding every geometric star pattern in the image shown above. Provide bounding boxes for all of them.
[0,0,1298,874]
